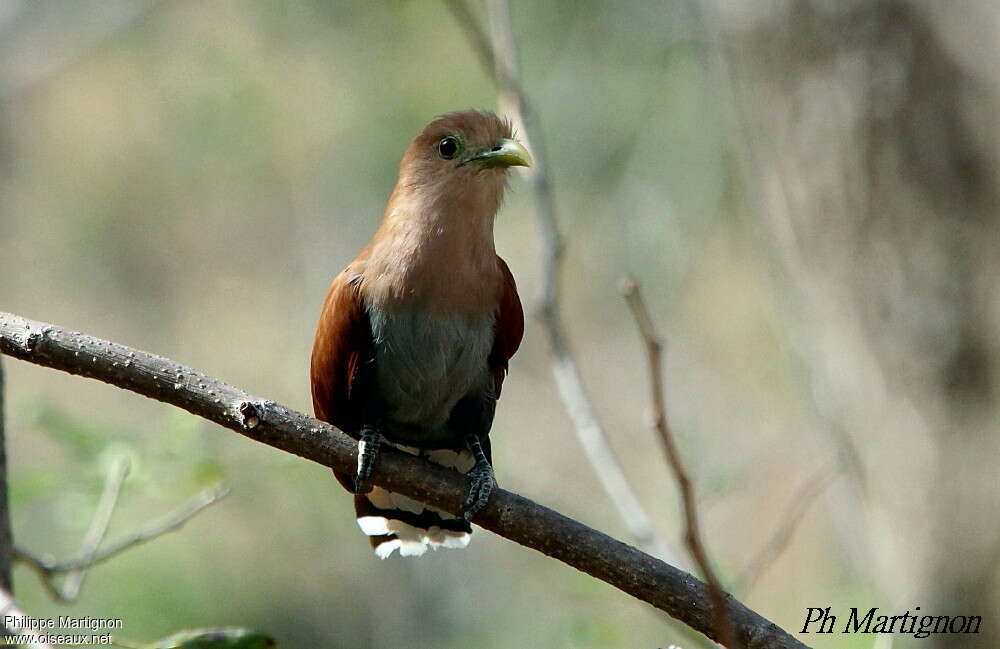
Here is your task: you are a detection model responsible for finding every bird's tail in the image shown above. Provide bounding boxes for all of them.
[340,443,476,558]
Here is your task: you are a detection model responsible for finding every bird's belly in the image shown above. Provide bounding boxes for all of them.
[369,308,494,435]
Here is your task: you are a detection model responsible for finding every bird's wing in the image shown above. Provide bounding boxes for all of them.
[310,262,372,436]
[489,255,524,398]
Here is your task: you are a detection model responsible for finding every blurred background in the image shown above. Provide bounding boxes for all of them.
[1,1,998,648]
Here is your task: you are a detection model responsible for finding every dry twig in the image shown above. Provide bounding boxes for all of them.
[0,312,810,649]
[0,358,11,593]
[443,0,676,565]
[621,277,738,648]
[736,463,839,594]
[61,455,130,601]
[13,476,229,602]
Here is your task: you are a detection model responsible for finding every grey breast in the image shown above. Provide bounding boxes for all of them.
[368,308,495,431]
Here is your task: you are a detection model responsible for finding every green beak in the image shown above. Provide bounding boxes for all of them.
[463,138,533,168]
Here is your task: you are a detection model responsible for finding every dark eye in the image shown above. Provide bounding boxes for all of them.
[438,136,459,160]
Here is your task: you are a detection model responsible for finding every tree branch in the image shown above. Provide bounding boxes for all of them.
[59,455,130,601]
[622,278,738,649]
[10,450,227,603]
[0,358,12,593]
[0,312,809,649]
[15,482,228,578]
[444,0,677,565]
[736,464,839,595]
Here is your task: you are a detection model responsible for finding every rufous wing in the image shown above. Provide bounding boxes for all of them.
[489,256,524,398]
[310,262,372,437]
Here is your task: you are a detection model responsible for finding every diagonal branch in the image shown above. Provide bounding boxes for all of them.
[0,312,809,649]
[622,278,739,649]
[0,358,12,593]
[444,0,677,565]
[60,454,130,601]
[13,482,228,602]
[442,0,495,78]
[736,464,840,595]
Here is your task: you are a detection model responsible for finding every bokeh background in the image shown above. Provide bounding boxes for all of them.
[2,1,998,648]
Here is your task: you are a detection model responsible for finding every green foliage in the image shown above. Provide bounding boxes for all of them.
[8,466,62,506]
[35,400,128,463]
[139,628,277,649]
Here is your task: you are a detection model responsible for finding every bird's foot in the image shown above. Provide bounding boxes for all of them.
[462,436,496,520]
[354,427,381,494]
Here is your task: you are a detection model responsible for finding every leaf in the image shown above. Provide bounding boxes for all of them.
[145,628,277,649]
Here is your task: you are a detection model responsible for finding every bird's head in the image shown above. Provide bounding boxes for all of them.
[369,111,530,310]
[394,110,532,214]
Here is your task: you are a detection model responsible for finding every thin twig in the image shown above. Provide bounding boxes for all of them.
[10,455,130,602]
[0,358,12,593]
[621,277,739,649]
[0,312,811,649]
[736,463,840,594]
[443,0,677,565]
[441,0,495,76]
[62,455,131,600]
[0,587,55,648]
[9,549,62,604]
[58,483,229,571]
[13,480,229,602]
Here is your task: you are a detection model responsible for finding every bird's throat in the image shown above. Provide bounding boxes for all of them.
[362,180,504,316]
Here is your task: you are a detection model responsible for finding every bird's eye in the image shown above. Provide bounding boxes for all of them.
[438,136,459,160]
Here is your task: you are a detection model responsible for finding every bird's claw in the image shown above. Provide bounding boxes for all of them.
[354,428,380,495]
[353,476,373,495]
[462,462,495,521]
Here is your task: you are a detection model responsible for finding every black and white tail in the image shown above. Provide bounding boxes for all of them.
[353,443,476,558]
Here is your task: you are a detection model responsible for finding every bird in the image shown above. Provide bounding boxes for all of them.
[310,110,528,558]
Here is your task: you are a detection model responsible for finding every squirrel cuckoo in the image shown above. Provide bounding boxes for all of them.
[310,111,528,558]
